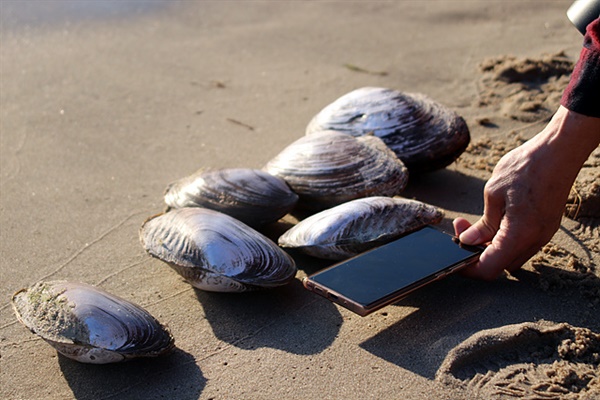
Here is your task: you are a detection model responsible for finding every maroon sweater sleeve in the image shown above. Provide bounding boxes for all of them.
[560,17,600,118]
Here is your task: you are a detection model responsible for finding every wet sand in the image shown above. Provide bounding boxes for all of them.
[1,1,598,399]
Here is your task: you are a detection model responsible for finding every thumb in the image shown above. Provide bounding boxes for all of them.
[459,189,505,245]
[459,220,493,245]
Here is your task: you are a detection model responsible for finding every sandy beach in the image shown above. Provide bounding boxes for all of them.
[1,1,598,399]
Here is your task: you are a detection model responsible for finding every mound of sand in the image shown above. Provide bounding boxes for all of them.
[476,52,573,122]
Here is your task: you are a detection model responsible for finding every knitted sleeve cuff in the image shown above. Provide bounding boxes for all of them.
[561,18,600,118]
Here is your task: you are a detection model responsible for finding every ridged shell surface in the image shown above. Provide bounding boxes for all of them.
[263,130,408,213]
[278,196,444,260]
[305,87,470,172]
[139,208,297,292]
[11,281,175,364]
[164,168,298,227]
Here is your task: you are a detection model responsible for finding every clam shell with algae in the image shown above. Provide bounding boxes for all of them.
[12,280,175,364]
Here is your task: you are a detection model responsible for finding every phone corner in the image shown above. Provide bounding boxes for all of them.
[301,276,311,290]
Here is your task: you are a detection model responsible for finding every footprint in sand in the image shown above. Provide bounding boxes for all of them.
[436,321,600,399]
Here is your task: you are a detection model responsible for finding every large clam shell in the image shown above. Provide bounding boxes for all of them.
[305,87,470,172]
[164,168,298,227]
[278,196,444,260]
[139,208,297,292]
[11,281,175,364]
[263,130,409,213]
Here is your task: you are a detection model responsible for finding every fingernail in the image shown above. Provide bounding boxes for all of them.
[459,228,481,244]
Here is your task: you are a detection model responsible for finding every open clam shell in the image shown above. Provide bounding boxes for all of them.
[140,208,297,292]
[11,281,175,364]
[278,196,444,260]
[164,168,298,227]
[305,87,470,172]
[263,130,409,213]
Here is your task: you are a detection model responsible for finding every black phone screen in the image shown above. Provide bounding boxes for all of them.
[307,226,481,308]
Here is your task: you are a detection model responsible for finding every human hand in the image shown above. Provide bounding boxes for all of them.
[454,106,600,280]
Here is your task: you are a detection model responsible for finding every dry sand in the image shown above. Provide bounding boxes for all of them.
[1,1,598,399]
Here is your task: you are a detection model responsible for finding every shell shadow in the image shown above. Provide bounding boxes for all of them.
[286,247,337,276]
[402,168,486,215]
[359,268,600,380]
[193,277,342,355]
[58,348,205,400]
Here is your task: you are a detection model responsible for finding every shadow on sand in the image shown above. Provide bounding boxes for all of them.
[359,267,600,379]
[401,168,487,215]
[193,273,343,355]
[59,347,205,400]
[190,167,488,359]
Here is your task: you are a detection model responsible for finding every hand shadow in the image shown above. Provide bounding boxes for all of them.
[359,268,600,380]
[194,276,342,355]
[59,348,205,400]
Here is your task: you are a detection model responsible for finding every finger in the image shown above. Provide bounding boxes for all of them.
[458,218,497,246]
[453,218,493,279]
[459,185,506,246]
[452,217,472,237]
[462,223,548,280]
[459,245,512,281]
[503,240,547,274]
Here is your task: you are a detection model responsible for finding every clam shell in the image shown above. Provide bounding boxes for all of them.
[164,168,298,227]
[139,208,297,292]
[263,130,409,213]
[305,87,470,172]
[278,196,444,260]
[11,281,175,364]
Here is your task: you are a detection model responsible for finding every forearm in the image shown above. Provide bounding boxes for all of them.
[538,106,600,172]
[454,17,600,280]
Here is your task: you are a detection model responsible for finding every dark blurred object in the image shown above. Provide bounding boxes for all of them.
[568,0,600,34]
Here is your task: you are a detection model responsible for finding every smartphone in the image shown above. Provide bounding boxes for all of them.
[302,225,483,316]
